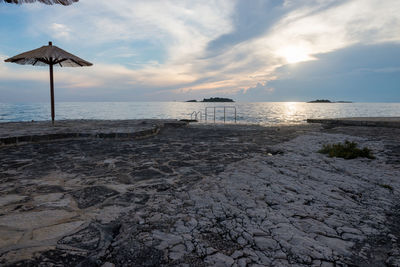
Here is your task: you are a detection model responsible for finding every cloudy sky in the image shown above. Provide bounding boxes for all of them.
[1,0,399,102]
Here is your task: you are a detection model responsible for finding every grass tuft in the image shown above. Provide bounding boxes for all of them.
[318,140,375,160]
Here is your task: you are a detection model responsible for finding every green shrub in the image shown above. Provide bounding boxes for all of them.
[318,140,375,159]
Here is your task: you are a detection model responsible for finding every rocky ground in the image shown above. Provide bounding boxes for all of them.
[0,122,399,266]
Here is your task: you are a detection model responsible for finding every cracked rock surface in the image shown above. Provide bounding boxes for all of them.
[0,123,399,266]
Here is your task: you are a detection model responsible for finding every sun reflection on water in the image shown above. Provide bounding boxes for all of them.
[1,102,400,125]
[279,102,306,124]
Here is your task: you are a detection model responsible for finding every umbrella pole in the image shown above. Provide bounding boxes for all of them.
[49,63,55,125]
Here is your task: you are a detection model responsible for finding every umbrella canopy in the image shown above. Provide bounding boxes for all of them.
[5,42,93,124]
[6,42,93,67]
[1,0,78,5]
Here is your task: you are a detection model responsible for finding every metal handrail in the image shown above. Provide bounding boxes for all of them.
[190,111,202,121]
[205,106,237,123]
[190,111,196,120]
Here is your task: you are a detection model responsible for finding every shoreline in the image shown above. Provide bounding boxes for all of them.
[0,121,399,265]
[307,117,400,129]
[0,119,186,146]
[0,119,316,147]
[2,116,400,146]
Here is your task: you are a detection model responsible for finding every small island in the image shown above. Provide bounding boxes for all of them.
[203,97,234,102]
[307,99,332,103]
[186,97,235,103]
[307,99,353,103]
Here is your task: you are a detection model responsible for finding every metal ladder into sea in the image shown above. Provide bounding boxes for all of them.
[190,106,237,123]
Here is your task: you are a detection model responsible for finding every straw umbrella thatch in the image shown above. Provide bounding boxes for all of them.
[5,42,92,124]
[1,0,78,5]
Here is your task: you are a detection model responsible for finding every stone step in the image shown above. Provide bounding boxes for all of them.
[0,119,187,146]
[307,117,400,128]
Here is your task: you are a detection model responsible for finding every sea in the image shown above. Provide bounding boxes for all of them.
[1,102,399,125]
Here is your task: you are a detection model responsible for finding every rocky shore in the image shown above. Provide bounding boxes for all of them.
[0,120,399,266]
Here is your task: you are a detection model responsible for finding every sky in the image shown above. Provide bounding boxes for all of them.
[0,0,399,103]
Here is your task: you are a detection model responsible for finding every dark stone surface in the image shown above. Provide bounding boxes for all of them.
[0,119,175,146]
[3,124,400,266]
[386,145,400,165]
[59,224,102,251]
[109,192,150,206]
[8,250,91,267]
[0,124,310,265]
[308,118,400,129]
[10,223,121,267]
[37,185,66,193]
[71,186,119,209]
[107,239,164,267]
[131,169,165,181]
[349,204,400,266]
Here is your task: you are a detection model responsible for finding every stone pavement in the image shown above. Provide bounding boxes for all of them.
[0,122,399,266]
[0,119,186,146]
[307,117,400,129]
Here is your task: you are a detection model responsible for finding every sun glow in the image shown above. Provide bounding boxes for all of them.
[278,46,315,64]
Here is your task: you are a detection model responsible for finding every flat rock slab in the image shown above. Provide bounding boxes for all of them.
[0,119,187,146]
[307,117,400,128]
[70,186,119,209]
[0,210,77,231]
[1,123,400,266]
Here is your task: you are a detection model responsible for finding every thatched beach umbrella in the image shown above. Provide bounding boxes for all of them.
[5,41,93,124]
[1,0,78,5]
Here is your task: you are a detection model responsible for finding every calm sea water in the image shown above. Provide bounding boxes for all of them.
[0,102,399,125]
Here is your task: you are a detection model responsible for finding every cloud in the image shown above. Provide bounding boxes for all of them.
[0,54,48,82]
[245,82,275,94]
[265,43,400,102]
[206,0,286,54]
[50,23,72,40]
[266,0,400,56]
[230,0,400,92]
[1,0,400,102]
